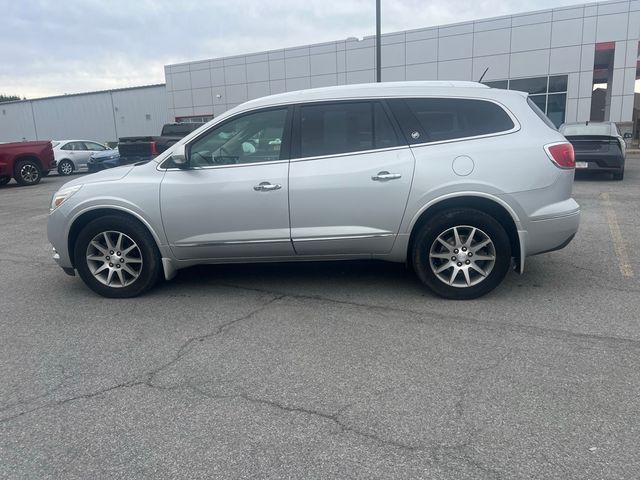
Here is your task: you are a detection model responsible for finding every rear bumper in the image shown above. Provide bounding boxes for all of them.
[574,152,624,170]
[524,209,580,257]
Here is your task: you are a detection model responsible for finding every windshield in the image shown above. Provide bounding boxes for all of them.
[560,124,613,136]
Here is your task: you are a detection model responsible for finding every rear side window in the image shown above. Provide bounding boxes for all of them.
[299,102,398,158]
[404,98,515,142]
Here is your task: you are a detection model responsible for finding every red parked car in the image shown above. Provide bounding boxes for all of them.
[0,141,56,186]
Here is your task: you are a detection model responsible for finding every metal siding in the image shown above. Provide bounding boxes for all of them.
[0,102,37,142]
[0,85,168,144]
[32,93,115,143]
[111,86,170,138]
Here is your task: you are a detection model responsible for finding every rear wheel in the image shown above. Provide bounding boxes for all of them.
[612,166,624,181]
[58,159,74,176]
[14,159,42,186]
[74,215,162,298]
[412,209,512,299]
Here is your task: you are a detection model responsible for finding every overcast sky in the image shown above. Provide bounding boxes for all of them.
[1,0,585,99]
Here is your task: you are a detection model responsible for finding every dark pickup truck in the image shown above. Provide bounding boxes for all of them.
[0,140,56,186]
[118,123,203,163]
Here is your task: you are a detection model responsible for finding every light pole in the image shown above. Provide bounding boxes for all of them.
[376,0,381,82]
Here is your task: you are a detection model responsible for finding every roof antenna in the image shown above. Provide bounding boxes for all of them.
[478,67,489,83]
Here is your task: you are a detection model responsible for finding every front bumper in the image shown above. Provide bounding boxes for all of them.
[48,209,74,271]
[51,246,75,275]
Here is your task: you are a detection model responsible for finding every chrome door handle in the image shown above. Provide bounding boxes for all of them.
[372,171,402,181]
[253,182,282,192]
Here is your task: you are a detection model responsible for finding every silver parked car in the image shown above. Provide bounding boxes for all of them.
[52,140,111,175]
[48,81,580,299]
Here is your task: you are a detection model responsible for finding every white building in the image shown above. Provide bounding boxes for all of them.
[165,0,640,133]
[0,85,170,144]
[1,0,639,143]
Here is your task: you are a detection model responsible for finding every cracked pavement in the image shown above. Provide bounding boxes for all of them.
[1,158,640,479]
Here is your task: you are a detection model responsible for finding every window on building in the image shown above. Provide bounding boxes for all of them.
[484,75,568,127]
[483,80,508,90]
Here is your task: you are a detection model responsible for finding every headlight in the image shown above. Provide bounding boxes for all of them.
[50,185,82,212]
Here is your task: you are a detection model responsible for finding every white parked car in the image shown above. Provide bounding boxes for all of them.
[52,140,111,175]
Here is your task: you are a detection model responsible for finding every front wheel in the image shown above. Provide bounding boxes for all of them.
[412,209,512,299]
[58,159,74,176]
[14,159,42,186]
[74,215,162,298]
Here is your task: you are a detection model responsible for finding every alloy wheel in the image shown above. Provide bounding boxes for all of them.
[59,161,73,175]
[428,225,496,288]
[85,231,143,288]
[20,164,39,183]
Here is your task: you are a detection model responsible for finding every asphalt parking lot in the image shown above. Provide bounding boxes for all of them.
[1,159,639,479]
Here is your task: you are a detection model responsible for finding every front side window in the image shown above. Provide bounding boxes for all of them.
[189,108,288,167]
[84,142,106,151]
[299,102,398,158]
[405,98,515,142]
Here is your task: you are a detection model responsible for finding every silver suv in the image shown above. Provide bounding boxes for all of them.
[48,81,580,299]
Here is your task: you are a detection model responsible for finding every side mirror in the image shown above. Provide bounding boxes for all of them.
[170,144,188,167]
[623,132,632,139]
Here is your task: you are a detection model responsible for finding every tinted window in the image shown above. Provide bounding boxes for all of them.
[510,77,547,95]
[299,102,398,158]
[483,80,508,89]
[189,108,287,166]
[546,93,566,128]
[405,98,515,142]
[529,94,546,112]
[60,142,73,151]
[548,75,568,93]
[84,142,106,151]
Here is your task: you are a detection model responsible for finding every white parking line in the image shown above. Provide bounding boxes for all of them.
[600,192,634,278]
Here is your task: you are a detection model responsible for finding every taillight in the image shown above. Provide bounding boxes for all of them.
[150,141,158,156]
[545,142,575,169]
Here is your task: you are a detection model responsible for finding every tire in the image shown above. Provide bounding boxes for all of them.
[412,208,512,300]
[74,215,162,298]
[14,159,42,186]
[57,159,75,176]
[0,176,10,186]
[612,166,624,181]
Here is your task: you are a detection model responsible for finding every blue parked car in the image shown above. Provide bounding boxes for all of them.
[87,148,120,172]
